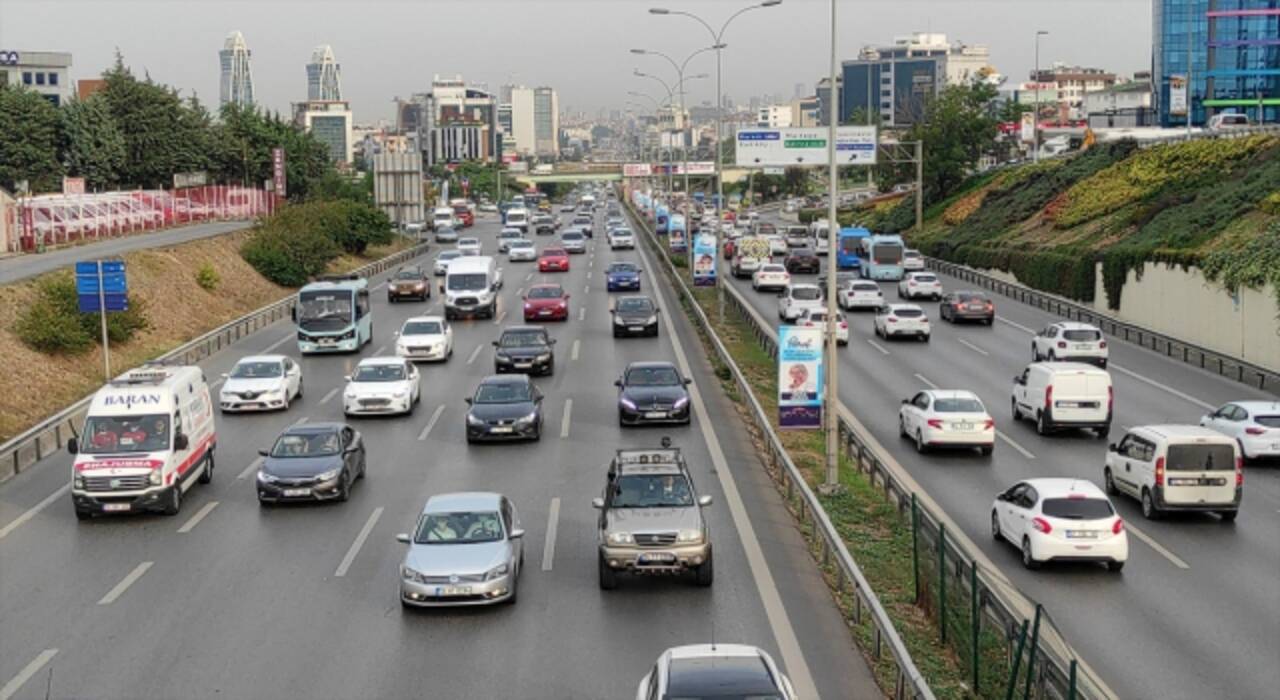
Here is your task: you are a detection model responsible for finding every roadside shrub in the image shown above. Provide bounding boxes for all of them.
[241,225,339,287]
[14,275,149,354]
[330,201,393,255]
[1258,191,1280,215]
[195,263,220,290]
[1201,220,1280,310]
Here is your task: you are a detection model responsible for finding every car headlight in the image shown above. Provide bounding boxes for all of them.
[515,411,538,425]
[316,468,342,482]
[677,529,703,544]
[393,388,410,398]
[536,353,551,361]
[257,470,276,483]
[344,391,357,400]
[148,470,162,485]
[619,397,638,410]
[401,565,426,583]
[613,315,626,325]
[673,397,690,410]
[646,315,658,325]
[607,532,634,545]
[74,476,85,490]
[467,413,486,426]
[484,563,510,581]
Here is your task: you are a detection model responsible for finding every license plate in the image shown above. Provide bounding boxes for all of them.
[1056,401,1079,408]
[630,326,645,332]
[515,362,532,369]
[435,586,472,596]
[1075,344,1093,350]
[644,411,667,419]
[1272,442,1280,450]
[638,552,676,564]
[540,310,552,316]
[319,339,335,346]
[490,426,514,434]
[103,503,131,512]
[954,422,974,431]
[1065,530,1097,539]
[283,488,311,497]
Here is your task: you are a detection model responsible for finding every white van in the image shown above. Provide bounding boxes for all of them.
[1104,425,1241,521]
[504,207,530,234]
[69,365,217,519]
[1011,362,1112,438]
[444,255,502,320]
[431,207,457,232]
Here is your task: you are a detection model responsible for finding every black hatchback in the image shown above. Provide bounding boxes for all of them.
[612,296,659,337]
[465,375,544,442]
[256,423,366,504]
[616,361,692,426]
[784,248,820,274]
[493,326,557,376]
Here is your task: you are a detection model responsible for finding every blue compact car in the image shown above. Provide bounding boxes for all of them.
[606,261,642,292]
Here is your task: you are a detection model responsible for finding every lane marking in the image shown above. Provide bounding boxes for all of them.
[584,284,590,294]
[571,339,581,361]
[1126,522,1190,570]
[1109,363,1215,410]
[957,338,989,356]
[371,282,387,292]
[320,387,340,405]
[177,501,219,533]
[98,561,153,605]
[515,287,524,297]
[467,344,483,364]
[373,344,387,356]
[262,334,292,353]
[525,272,533,281]
[494,310,507,325]
[578,307,586,322]
[0,649,58,700]
[541,497,561,571]
[560,398,573,439]
[237,457,264,481]
[417,405,445,441]
[865,338,890,356]
[210,378,225,390]
[996,316,1036,335]
[335,506,384,577]
[913,373,939,389]
[995,431,1036,460]
[0,484,70,541]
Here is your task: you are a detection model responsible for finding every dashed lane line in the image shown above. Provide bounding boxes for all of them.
[572,339,581,361]
[995,431,1036,460]
[237,457,264,481]
[1126,522,1191,570]
[957,338,989,356]
[541,497,561,571]
[97,561,153,605]
[467,344,483,365]
[0,649,58,700]
[417,405,445,441]
[262,334,293,353]
[177,501,219,533]
[560,399,573,439]
[320,387,340,405]
[866,338,890,355]
[0,484,70,541]
[335,507,384,577]
[578,307,586,322]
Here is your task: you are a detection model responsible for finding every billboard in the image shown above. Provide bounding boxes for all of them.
[271,148,287,198]
[1020,112,1036,143]
[62,177,86,195]
[778,326,823,430]
[735,126,877,166]
[623,163,653,177]
[652,162,715,175]
[692,232,717,287]
[1169,74,1188,117]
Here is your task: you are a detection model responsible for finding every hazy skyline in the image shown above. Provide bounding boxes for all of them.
[2,0,1152,121]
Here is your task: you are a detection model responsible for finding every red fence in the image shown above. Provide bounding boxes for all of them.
[7,186,280,253]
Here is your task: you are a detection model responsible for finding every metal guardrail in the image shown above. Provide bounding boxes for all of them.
[0,242,432,483]
[622,196,935,700]
[924,257,1280,392]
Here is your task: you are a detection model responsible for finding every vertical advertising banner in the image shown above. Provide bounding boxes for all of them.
[272,147,287,198]
[692,232,717,287]
[778,326,823,430]
[1020,112,1036,143]
[1169,74,1188,117]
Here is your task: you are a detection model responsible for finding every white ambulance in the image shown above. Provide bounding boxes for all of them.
[68,364,217,520]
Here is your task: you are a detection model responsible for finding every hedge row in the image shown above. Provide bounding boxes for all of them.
[15,275,149,355]
[240,200,393,287]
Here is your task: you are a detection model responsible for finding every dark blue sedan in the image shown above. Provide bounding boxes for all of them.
[606,261,642,292]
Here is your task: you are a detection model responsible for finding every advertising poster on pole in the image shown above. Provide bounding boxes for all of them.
[778,326,823,430]
[1020,112,1036,143]
[1169,75,1188,116]
[692,232,717,287]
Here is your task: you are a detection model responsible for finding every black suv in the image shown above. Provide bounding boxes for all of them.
[493,326,556,376]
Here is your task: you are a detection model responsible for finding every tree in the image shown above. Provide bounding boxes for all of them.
[212,103,331,200]
[59,95,127,190]
[879,81,1000,204]
[0,86,63,193]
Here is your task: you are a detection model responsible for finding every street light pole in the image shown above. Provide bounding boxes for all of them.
[1033,30,1048,163]
[822,0,840,493]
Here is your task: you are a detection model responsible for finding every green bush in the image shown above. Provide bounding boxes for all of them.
[14,275,149,354]
[195,263,220,291]
[330,201,393,255]
[1201,220,1280,310]
[241,225,339,287]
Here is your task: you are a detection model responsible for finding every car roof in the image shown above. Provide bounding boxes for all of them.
[788,283,821,290]
[501,325,548,335]
[528,283,563,290]
[1032,361,1108,373]
[422,491,503,514]
[625,360,678,371]
[438,249,462,257]
[235,354,288,365]
[542,248,567,255]
[1133,424,1236,441]
[401,315,444,326]
[907,271,936,277]
[922,389,980,400]
[1021,478,1107,499]
[282,421,345,436]
[1225,401,1280,413]
[885,303,923,312]
[1051,321,1100,331]
[356,356,408,366]
[479,373,531,386]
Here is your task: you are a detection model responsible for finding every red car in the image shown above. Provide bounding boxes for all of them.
[539,248,570,272]
[452,206,474,227]
[523,284,570,322]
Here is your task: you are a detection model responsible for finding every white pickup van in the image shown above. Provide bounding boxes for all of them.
[69,365,217,519]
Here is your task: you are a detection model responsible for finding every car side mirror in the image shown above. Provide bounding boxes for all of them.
[996,493,1007,502]
[901,398,909,404]
[683,378,692,385]
[698,495,713,506]
[221,372,229,379]
[509,528,526,539]
[393,331,400,337]
[174,434,189,451]
[613,379,622,387]
[464,397,473,405]
[1107,443,1118,453]
[491,341,499,347]
[549,338,557,345]
[395,533,411,544]
[592,497,605,509]
[67,437,79,455]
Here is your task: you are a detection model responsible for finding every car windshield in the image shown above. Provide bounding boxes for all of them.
[1255,415,1280,428]
[475,382,533,403]
[1063,329,1102,342]
[438,251,462,261]
[791,287,821,301]
[510,240,533,248]
[402,321,442,335]
[626,366,681,386]
[395,269,423,280]
[352,364,406,382]
[500,331,548,348]
[501,231,520,238]
[609,263,637,273]
[528,287,563,299]
[913,275,937,283]
[894,308,924,318]
[957,293,988,302]
[297,290,353,330]
[852,282,879,292]
[448,273,488,291]
[563,233,583,240]
[270,431,341,458]
[82,414,171,454]
[792,249,814,257]
[1041,497,1114,520]
[459,238,479,247]
[873,242,904,263]
[543,249,567,257]
[934,397,985,412]
[415,511,503,544]
[230,361,282,379]
[617,298,653,313]
[905,251,922,259]
[611,474,694,508]
[840,237,862,252]
[1167,444,1235,471]
[761,265,785,273]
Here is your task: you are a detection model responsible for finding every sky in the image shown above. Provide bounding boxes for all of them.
[1,0,1152,122]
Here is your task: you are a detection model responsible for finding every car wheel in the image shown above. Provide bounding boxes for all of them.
[915,430,928,454]
[1032,344,1039,361]
[899,415,908,438]
[1021,537,1041,570]
[337,473,351,502]
[75,507,92,521]
[295,379,303,400]
[162,484,182,516]
[197,450,214,484]
[980,445,993,456]
[1106,560,1125,573]
[694,550,714,587]
[1104,468,1117,495]
[921,334,930,343]
[1096,425,1110,440]
[990,510,1001,541]
[1219,510,1238,523]
[1036,410,1051,435]
[1048,350,1057,362]
[1141,488,1161,519]
[1011,398,1022,421]
[598,554,619,590]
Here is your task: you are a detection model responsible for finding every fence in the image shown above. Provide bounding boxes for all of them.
[622,192,935,700]
[925,257,1280,391]
[0,242,430,483]
[8,185,280,254]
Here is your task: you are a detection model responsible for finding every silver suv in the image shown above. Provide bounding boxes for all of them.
[593,442,713,589]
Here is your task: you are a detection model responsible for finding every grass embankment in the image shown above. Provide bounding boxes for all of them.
[0,232,413,442]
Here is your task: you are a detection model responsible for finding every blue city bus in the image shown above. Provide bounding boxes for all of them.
[836,227,870,270]
[293,274,373,354]
[860,234,906,281]
[655,205,670,235]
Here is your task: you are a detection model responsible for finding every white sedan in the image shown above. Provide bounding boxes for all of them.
[497,230,524,253]
[797,308,848,346]
[507,239,537,262]
[838,280,884,311]
[608,229,636,249]
[767,235,788,256]
[903,248,926,271]
[991,478,1128,572]
[898,271,943,300]
[219,354,302,412]
[752,264,791,292]
[434,250,463,276]
[457,237,482,256]
[343,357,421,416]
[899,389,994,454]
[395,316,453,362]
[1199,400,1280,461]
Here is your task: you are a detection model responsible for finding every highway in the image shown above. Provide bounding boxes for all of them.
[714,209,1280,700]
[0,206,878,699]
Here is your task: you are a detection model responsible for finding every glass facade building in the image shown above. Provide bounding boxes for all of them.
[1154,0,1280,127]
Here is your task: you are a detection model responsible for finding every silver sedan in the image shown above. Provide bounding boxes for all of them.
[397,492,525,608]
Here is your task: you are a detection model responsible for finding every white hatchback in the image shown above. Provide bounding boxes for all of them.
[752,264,791,292]
[220,354,302,412]
[874,304,930,341]
[898,271,943,300]
[899,389,994,454]
[902,248,926,271]
[506,239,537,262]
[608,229,635,249]
[767,235,788,257]
[457,237,482,256]
[1199,401,1280,461]
[395,316,453,362]
[797,308,848,346]
[992,478,1128,572]
[839,280,884,311]
[1032,322,1108,367]
[343,357,421,416]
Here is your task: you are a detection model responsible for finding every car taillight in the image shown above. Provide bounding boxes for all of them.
[983,419,994,430]
[926,419,944,429]
[1099,340,1107,349]
[887,317,897,323]
[954,303,965,310]
[1154,456,1165,487]
[1236,456,1244,486]
[839,321,847,329]
[1107,386,1114,414]
[985,302,994,311]
[1057,341,1067,349]
[1045,384,1053,411]
[1112,518,1124,535]
[1031,517,1052,534]
[1245,426,1265,435]
[908,281,917,286]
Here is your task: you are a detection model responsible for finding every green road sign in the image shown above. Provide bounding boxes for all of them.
[784,139,825,148]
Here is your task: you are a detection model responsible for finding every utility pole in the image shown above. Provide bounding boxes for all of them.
[821,0,840,493]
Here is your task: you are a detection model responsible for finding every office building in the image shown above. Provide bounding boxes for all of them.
[790,95,821,127]
[293,100,353,165]
[409,75,500,165]
[509,86,559,158]
[757,104,793,128]
[0,50,73,106]
[794,82,807,99]
[1153,0,1279,127]
[306,45,342,101]
[1085,80,1156,128]
[1021,64,1117,119]
[219,31,254,108]
[815,76,840,125]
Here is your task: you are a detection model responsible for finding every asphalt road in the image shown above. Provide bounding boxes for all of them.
[718,210,1280,700]
[0,221,250,285]
[0,207,878,700]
